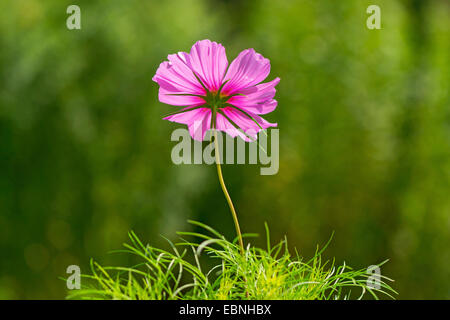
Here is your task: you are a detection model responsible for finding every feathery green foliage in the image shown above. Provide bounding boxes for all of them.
[67,221,396,300]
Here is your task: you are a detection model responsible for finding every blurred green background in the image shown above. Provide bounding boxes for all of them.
[0,0,448,299]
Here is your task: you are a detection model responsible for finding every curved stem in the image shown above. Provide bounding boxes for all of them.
[212,124,245,255]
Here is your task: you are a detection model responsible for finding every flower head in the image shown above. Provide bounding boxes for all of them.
[153,40,279,141]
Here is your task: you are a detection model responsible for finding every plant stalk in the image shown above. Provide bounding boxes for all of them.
[212,109,245,255]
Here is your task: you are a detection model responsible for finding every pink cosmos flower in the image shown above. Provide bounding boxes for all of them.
[152,40,280,141]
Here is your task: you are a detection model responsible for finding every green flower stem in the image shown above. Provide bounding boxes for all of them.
[212,107,245,255]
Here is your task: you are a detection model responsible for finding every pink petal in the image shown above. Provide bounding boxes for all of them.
[164,107,211,141]
[158,86,205,107]
[217,107,277,141]
[215,112,249,141]
[222,49,271,95]
[227,77,280,114]
[185,40,228,92]
[152,53,206,106]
